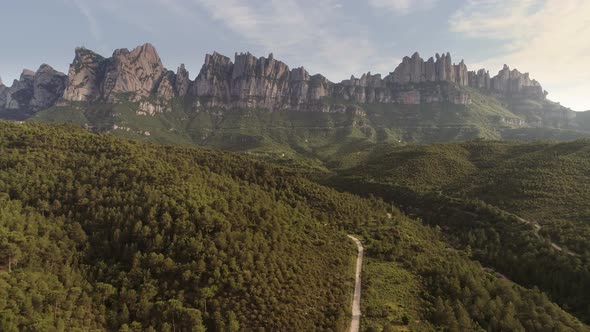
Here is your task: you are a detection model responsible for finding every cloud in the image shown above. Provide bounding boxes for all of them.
[450,0,590,110]
[70,0,102,41]
[368,0,438,15]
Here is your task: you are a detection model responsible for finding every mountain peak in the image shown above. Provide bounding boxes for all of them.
[21,69,35,78]
[7,44,549,114]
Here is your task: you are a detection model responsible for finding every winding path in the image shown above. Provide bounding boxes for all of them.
[348,235,364,332]
[505,211,579,257]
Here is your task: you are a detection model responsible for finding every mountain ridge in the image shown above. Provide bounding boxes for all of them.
[0,43,557,114]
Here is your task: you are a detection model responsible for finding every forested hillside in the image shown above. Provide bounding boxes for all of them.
[0,122,359,331]
[331,140,590,323]
[0,121,588,331]
[338,140,590,255]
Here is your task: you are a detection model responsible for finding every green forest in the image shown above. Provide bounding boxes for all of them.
[329,139,590,326]
[1,121,589,331]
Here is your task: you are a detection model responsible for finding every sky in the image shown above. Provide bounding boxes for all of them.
[1,0,589,111]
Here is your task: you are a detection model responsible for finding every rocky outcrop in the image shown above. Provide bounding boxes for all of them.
[63,48,105,102]
[334,77,471,105]
[454,60,468,87]
[155,71,176,101]
[3,70,35,110]
[101,43,165,102]
[468,69,491,89]
[192,52,332,110]
[0,66,66,111]
[387,52,470,88]
[56,46,549,111]
[1,44,551,117]
[30,65,68,109]
[63,43,166,102]
[175,64,190,97]
[0,78,7,108]
[490,65,545,98]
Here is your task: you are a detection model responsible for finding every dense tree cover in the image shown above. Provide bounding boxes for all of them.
[351,205,587,332]
[0,197,104,331]
[1,121,588,331]
[335,140,590,319]
[328,178,590,326]
[0,122,376,331]
[340,140,590,256]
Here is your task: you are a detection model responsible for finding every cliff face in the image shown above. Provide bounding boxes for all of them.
[389,52,468,86]
[0,65,66,111]
[192,52,331,110]
[1,44,551,116]
[63,43,169,103]
[492,65,545,99]
[62,48,105,102]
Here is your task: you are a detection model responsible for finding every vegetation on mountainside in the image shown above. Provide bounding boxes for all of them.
[340,139,590,255]
[31,86,535,169]
[0,122,358,331]
[0,121,587,332]
[330,139,590,323]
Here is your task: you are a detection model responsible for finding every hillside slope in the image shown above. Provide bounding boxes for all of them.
[332,139,590,322]
[0,121,587,331]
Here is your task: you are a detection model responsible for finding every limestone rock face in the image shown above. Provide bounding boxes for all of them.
[0,82,6,108]
[155,71,176,101]
[388,52,470,87]
[4,70,35,109]
[486,65,544,98]
[101,43,166,102]
[175,64,190,97]
[424,57,436,82]
[469,69,491,89]
[192,52,233,103]
[391,52,426,84]
[1,66,66,111]
[30,64,67,109]
[192,52,332,110]
[55,46,548,112]
[63,47,105,102]
[64,43,166,102]
[1,44,551,116]
[454,60,468,87]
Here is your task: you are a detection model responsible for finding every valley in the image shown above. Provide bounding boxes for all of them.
[1,43,590,331]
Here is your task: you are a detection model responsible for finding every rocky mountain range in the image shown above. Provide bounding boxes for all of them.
[0,43,553,117]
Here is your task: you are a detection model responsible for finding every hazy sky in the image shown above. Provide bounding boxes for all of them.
[1,0,589,110]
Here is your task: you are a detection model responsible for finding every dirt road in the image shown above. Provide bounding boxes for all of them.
[348,235,364,332]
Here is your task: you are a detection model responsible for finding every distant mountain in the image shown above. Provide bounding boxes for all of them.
[0,43,585,154]
[0,43,552,110]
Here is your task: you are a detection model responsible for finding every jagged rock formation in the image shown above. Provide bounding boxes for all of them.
[469,69,491,89]
[62,48,105,102]
[57,45,548,112]
[1,44,552,117]
[389,52,467,86]
[102,43,165,102]
[63,43,169,103]
[175,64,190,97]
[0,77,7,108]
[0,65,66,111]
[30,65,68,109]
[191,52,331,110]
[492,65,545,98]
